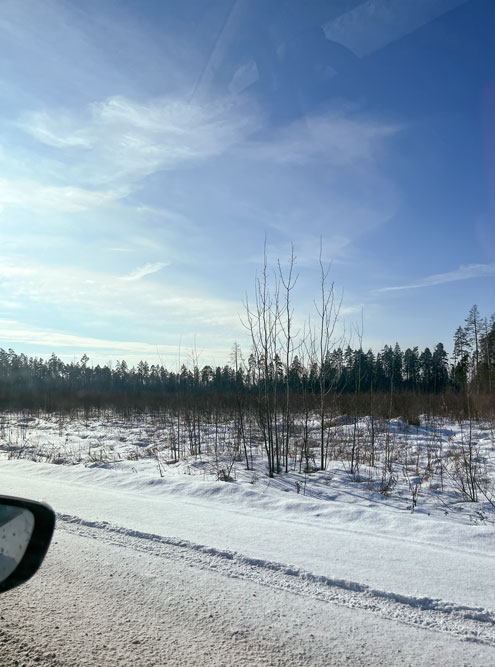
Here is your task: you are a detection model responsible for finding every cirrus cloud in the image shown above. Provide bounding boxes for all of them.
[375,263,495,292]
[121,262,169,281]
[19,94,262,187]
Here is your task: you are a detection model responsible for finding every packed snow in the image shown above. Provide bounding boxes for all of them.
[1,410,495,663]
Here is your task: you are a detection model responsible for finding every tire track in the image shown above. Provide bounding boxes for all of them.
[56,513,495,647]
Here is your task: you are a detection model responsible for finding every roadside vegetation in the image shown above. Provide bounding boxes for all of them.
[0,252,493,520]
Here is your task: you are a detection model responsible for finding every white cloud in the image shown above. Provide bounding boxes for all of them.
[0,319,229,365]
[12,99,397,259]
[245,111,398,167]
[0,265,33,278]
[0,319,166,353]
[229,59,259,95]
[135,204,195,228]
[230,110,400,251]
[20,94,261,186]
[0,299,22,310]
[0,259,242,332]
[0,178,120,213]
[121,262,168,281]
[375,263,495,292]
[21,110,93,148]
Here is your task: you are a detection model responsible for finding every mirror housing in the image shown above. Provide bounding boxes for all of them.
[0,495,55,594]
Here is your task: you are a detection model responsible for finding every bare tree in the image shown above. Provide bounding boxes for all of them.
[231,342,250,470]
[313,243,343,471]
[242,243,279,477]
[278,245,299,473]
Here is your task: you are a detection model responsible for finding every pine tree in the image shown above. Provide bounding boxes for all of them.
[403,347,419,390]
[365,349,376,391]
[392,343,403,389]
[419,347,433,392]
[432,342,449,392]
[465,304,482,381]
[479,315,495,392]
[453,326,470,364]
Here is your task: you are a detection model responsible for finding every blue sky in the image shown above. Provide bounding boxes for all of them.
[0,0,493,367]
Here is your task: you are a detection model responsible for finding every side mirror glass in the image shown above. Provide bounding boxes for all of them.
[0,496,55,594]
[0,506,35,581]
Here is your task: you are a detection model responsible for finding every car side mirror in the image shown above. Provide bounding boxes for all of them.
[0,495,55,594]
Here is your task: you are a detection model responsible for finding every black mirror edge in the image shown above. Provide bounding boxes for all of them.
[0,495,56,594]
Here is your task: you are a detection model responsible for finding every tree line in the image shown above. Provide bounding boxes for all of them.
[0,304,492,409]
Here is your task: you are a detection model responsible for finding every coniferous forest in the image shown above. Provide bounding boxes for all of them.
[0,255,493,486]
[0,304,493,414]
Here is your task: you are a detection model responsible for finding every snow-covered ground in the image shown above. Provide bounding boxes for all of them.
[1,411,495,664]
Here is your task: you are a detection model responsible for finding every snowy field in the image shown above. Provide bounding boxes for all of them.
[1,410,495,663]
[1,409,494,523]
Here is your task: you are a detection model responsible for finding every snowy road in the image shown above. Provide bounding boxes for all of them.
[2,460,495,608]
[1,460,495,665]
[1,521,495,667]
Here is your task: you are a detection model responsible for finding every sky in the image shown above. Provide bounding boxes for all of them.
[0,0,494,368]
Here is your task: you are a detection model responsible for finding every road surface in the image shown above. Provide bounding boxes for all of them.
[1,516,494,667]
